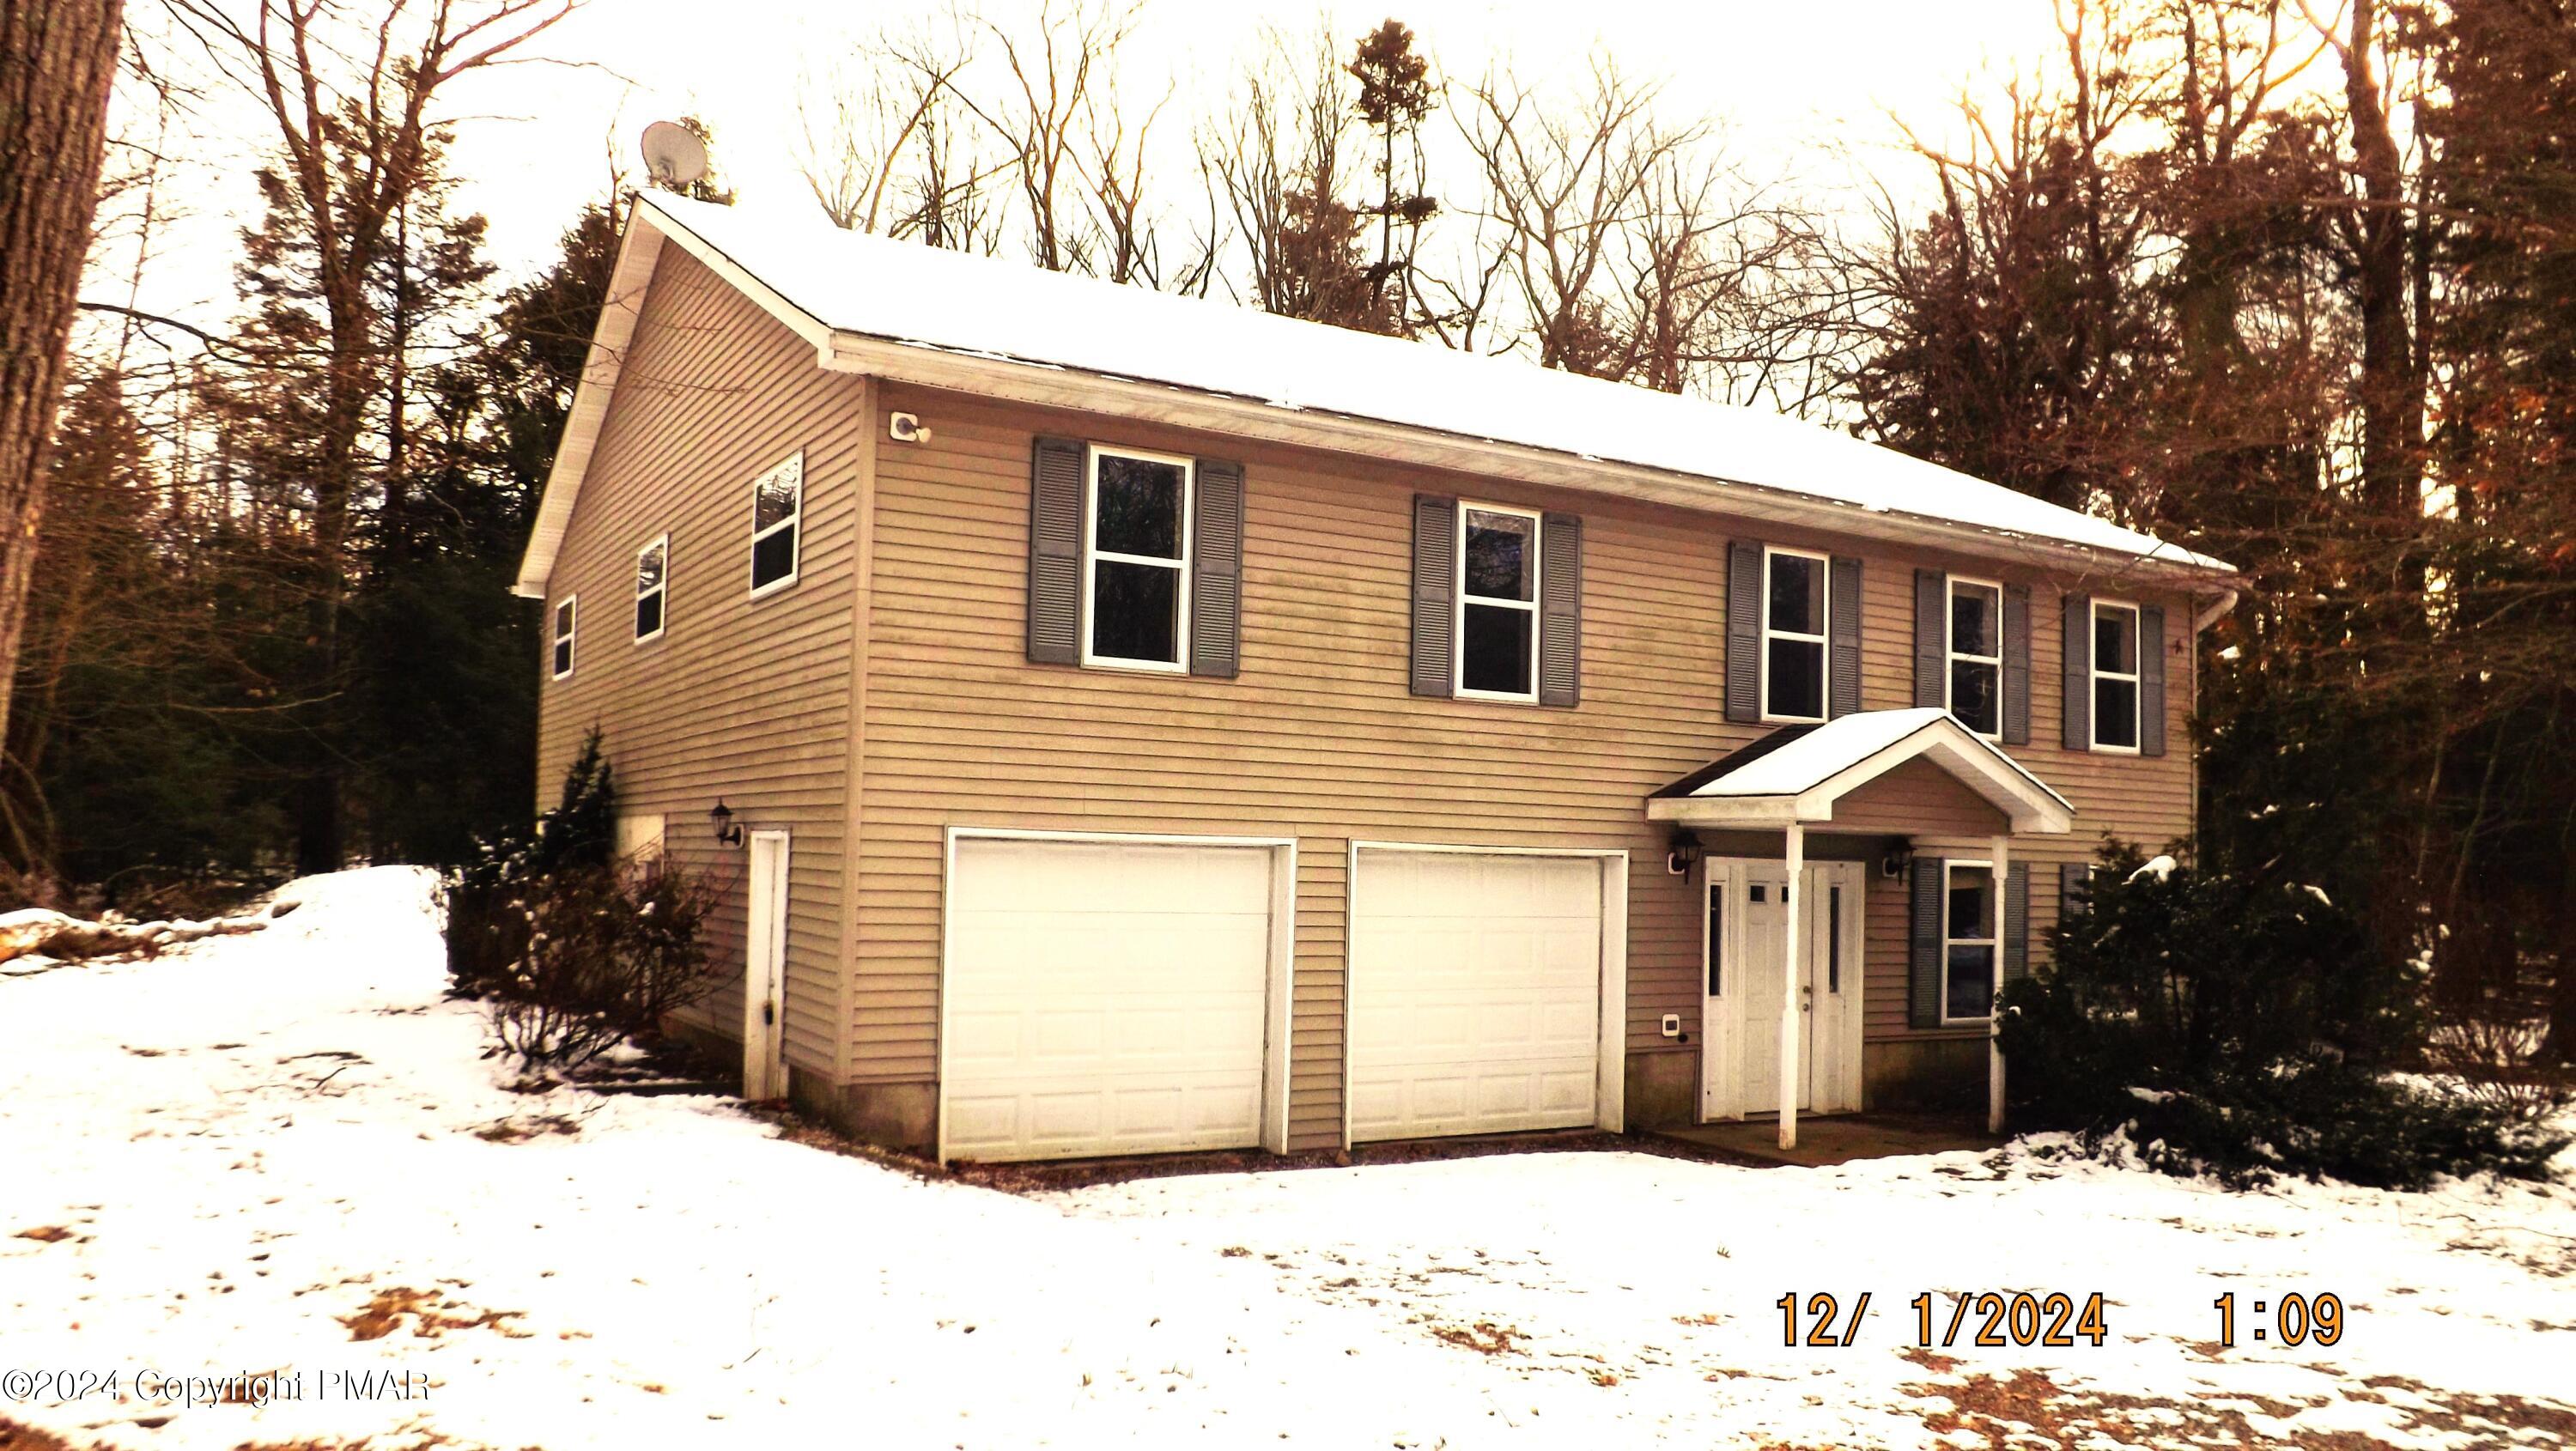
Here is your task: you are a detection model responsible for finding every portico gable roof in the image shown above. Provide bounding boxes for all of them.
[1646,707,2075,835]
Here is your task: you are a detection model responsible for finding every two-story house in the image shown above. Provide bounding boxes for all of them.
[514,194,2238,1164]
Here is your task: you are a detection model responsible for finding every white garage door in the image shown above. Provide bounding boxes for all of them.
[1349,850,1606,1142]
[943,838,1275,1162]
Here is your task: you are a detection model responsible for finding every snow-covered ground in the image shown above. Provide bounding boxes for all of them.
[3,867,2569,1449]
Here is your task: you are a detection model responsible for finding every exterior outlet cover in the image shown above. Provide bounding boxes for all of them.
[889,411,929,443]
[1661,1013,1681,1038]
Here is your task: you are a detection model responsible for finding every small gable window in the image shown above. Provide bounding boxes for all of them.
[1457,504,1540,701]
[2091,601,2142,752]
[1761,546,1829,722]
[634,535,668,642]
[1084,446,1193,670]
[1947,577,2003,738]
[550,596,577,680]
[750,452,803,597]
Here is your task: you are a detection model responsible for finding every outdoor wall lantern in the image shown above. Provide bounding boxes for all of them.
[709,799,744,849]
[1880,843,1914,881]
[1665,829,1704,877]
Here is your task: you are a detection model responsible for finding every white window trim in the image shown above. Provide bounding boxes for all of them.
[1078,444,1194,674]
[748,452,804,601]
[1454,501,1543,704]
[1940,858,2002,1026]
[550,594,577,681]
[1944,574,2004,742]
[2089,598,2142,756]
[633,533,669,644]
[1759,543,1832,724]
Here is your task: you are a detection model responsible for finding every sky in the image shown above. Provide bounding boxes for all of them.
[99,1,2337,337]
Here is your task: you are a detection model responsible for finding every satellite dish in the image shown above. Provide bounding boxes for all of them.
[640,121,708,190]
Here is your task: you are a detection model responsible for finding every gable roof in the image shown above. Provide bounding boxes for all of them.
[514,193,2239,598]
[1648,708,2075,834]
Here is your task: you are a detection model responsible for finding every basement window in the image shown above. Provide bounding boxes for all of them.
[550,596,576,680]
[1083,446,1193,670]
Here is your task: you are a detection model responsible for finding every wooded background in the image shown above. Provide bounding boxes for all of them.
[11,0,2572,1062]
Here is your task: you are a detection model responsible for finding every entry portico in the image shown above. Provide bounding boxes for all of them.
[1649,708,2075,1149]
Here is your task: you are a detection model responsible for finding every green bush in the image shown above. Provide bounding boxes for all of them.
[437,729,726,1072]
[1999,843,2568,1189]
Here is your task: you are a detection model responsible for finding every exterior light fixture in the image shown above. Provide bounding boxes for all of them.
[1881,843,1914,880]
[709,799,744,848]
[1666,829,1704,877]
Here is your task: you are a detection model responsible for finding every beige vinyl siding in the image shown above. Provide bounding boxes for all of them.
[533,247,866,1080]
[854,386,2198,1149]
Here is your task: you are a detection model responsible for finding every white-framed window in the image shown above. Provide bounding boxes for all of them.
[1942,859,2000,1023]
[2091,599,2142,753]
[1760,544,1830,722]
[1081,445,1193,671]
[1947,575,2003,738]
[1455,502,1541,701]
[749,452,804,598]
[634,534,669,642]
[550,595,577,680]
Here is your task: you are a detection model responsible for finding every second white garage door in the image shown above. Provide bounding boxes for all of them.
[1348,849,1607,1143]
[943,837,1279,1162]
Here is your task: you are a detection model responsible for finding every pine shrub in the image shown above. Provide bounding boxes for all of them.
[1998,843,2568,1189]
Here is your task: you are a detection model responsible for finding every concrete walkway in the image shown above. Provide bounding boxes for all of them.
[1650,1113,1996,1168]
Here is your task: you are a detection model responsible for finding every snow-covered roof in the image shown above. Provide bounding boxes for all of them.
[1648,708,2075,834]
[513,194,2237,598]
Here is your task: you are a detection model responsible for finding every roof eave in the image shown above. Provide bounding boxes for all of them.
[819,329,2239,591]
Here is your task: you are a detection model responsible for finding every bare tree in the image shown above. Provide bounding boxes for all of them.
[795,17,981,239]
[161,0,574,872]
[0,0,124,759]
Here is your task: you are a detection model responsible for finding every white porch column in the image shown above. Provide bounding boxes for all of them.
[1779,823,1805,1150]
[1987,832,2010,1136]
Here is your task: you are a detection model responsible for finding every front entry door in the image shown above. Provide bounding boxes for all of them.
[743,829,790,1101]
[1734,871,1811,1114]
[1699,859,1864,1120]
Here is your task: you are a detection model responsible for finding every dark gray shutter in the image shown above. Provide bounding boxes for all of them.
[1829,556,1862,719]
[2004,861,2032,981]
[2002,584,2032,745]
[1909,857,1945,1028]
[1027,436,1085,665]
[1725,542,1761,722]
[2060,861,2093,921]
[2062,592,2092,750]
[1913,569,1945,709]
[1539,513,1583,707]
[1409,495,1457,698]
[1188,458,1243,678]
[2139,604,2167,756]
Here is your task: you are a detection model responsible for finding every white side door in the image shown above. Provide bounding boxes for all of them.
[743,829,791,1101]
[1803,862,1865,1114]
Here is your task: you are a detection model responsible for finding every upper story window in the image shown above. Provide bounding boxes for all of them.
[1762,545,1829,722]
[1083,446,1193,671]
[1456,504,1540,701]
[750,452,803,597]
[2091,600,2142,752]
[1947,577,2002,738]
[550,596,577,680]
[1943,860,1998,1022]
[634,535,668,642]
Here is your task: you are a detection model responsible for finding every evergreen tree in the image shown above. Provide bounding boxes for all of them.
[1346,19,1437,329]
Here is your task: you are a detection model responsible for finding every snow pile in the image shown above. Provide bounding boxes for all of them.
[3,867,2569,1450]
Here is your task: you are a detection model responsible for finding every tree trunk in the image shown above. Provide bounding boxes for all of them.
[0,0,122,750]
[2340,0,2425,527]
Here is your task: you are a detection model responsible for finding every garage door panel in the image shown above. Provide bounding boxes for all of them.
[945,839,1275,1162]
[1350,851,1605,1144]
